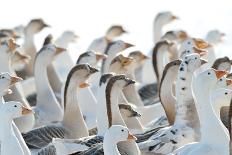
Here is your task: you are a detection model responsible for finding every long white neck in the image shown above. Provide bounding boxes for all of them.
[34,55,61,112]
[103,136,121,155]
[193,80,229,151]
[160,68,177,125]
[55,38,70,49]
[109,86,140,155]
[96,83,110,136]
[157,50,168,82]
[0,114,14,140]
[153,21,163,44]
[62,78,89,138]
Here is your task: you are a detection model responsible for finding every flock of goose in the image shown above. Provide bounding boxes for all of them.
[0,11,232,155]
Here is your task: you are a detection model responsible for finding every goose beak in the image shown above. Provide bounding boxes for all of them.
[214,70,228,79]
[179,31,188,40]
[43,23,50,28]
[126,79,136,86]
[193,47,207,56]
[96,53,107,61]
[193,38,212,49]
[79,82,90,88]
[125,42,134,48]
[171,15,179,20]
[55,47,66,55]
[8,39,20,51]
[141,54,149,60]
[10,76,23,85]
[22,106,33,115]
[127,133,137,141]
[121,57,133,67]
[226,79,232,86]
[89,67,99,74]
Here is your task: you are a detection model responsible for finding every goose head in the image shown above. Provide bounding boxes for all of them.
[76,50,107,66]
[0,38,19,55]
[212,56,231,72]
[180,38,211,56]
[161,30,188,43]
[35,35,66,64]
[67,64,99,88]
[0,72,22,95]
[128,51,149,69]
[25,18,50,34]
[0,101,33,119]
[0,29,21,40]
[99,73,115,87]
[180,44,208,58]
[206,30,225,44]
[182,53,202,72]
[109,54,134,73]
[59,31,79,43]
[105,40,134,55]
[211,88,232,109]
[155,11,178,26]
[108,74,136,90]
[194,68,228,88]
[105,125,137,143]
[105,25,127,40]
[119,104,141,118]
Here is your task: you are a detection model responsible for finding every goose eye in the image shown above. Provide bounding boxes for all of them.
[225,92,228,95]
[208,72,211,75]
[195,57,197,59]
[0,76,5,79]
[121,129,124,132]
[220,79,222,81]
[187,51,190,53]
[188,42,191,44]
[14,105,17,107]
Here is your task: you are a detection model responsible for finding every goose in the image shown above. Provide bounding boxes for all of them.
[48,31,79,96]
[211,56,231,72]
[0,28,21,40]
[51,75,140,155]
[103,125,137,155]
[32,38,66,127]
[22,18,50,77]
[0,38,35,132]
[211,88,232,131]
[138,53,205,154]
[76,51,107,129]
[161,30,188,61]
[142,11,178,86]
[0,101,33,155]
[204,30,225,64]
[87,25,127,52]
[12,51,31,71]
[101,40,133,74]
[23,64,98,153]
[170,68,229,155]
[0,72,32,155]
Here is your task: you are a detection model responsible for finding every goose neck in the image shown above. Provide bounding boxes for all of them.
[103,136,120,155]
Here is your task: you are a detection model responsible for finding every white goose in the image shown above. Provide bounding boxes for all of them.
[142,11,178,85]
[32,39,66,127]
[212,56,231,72]
[0,101,33,155]
[170,68,229,155]
[0,38,34,132]
[204,30,225,64]
[23,64,98,152]
[48,31,79,96]
[103,125,137,155]
[87,25,127,52]
[22,19,50,77]
[138,53,204,154]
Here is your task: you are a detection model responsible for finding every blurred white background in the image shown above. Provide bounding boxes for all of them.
[1,0,231,60]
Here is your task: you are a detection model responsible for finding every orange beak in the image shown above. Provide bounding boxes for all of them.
[193,47,207,56]
[193,38,211,49]
[10,76,23,85]
[226,79,232,86]
[125,42,134,48]
[179,31,188,40]
[55,47,66,55]
[121,57,133,67]
[79,82,90,88]
[8,39,20,52]
[22,106,33,115]
[96,53,107,61]
[213,69,228,79]
[141,54,149,60]
[127,132,137,141]
[171,15,179,20]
